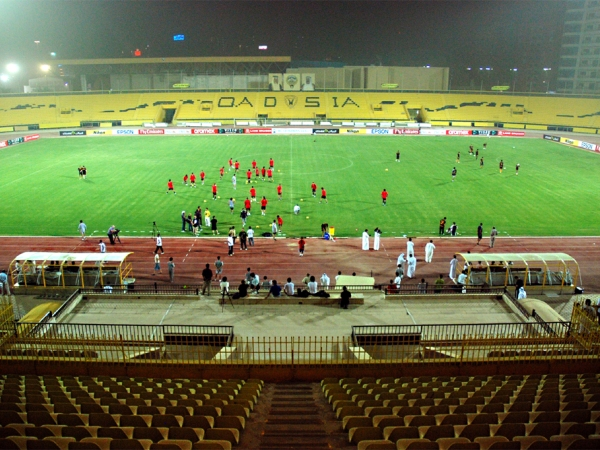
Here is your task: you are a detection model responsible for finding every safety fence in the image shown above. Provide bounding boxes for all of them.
[1,320,597,366]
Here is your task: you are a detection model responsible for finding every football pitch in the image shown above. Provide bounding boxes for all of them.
[1,134,599,238]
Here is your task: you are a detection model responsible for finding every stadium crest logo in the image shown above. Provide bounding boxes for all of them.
[285,96,298,108]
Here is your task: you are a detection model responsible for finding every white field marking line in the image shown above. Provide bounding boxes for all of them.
[0,142,104,189]
[182,237,197,263]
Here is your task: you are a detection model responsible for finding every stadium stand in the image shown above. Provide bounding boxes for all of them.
[1,92,599,130]
[0,375,264,450]
[322,374,600,450]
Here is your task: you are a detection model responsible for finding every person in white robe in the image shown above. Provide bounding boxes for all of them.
[397,253,406,273]
[449,255,458,282]
[406,254,417,278]
[362,229,370,250]
[406,238,414,258]
[425,240,435,263]
[373,228,381,251]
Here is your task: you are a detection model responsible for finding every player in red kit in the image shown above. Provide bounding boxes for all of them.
[255,167,260,179]
[277,184,282,200]
[252,159,257,169]
[228,158,233,171]
[267,168,273,182]
[260,196,268,215]
[381,189,388,206]
[200,170,205,185]
[320,187,327,203]
[277,215,283,229]
[234,160,240,172]
[246,169,252,183]
[250,186,256,202]
[244,198,251,215]
[311,182,317,197]
[183,174,188,185]
[219,167,225,179]
[190,172,196,187]
[167,179,176,194]
[212,183,218,200]
[269,158,274,168]
[261,166,266,181]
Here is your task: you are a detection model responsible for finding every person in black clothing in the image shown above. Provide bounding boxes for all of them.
[514,276,524,298]
[239,229,248,250]
[232,280,249,299]
[340,286,351,309]
[201,264,213,296]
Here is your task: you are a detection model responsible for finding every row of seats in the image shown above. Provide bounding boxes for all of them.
[321,375,600,450]
[0,376,264,450]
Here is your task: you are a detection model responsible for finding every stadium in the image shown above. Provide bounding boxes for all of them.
[1,1,600,450]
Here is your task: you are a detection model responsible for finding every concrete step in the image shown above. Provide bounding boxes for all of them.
[264,424,327,432]
[269,408,320,415]
[267,416,323,424]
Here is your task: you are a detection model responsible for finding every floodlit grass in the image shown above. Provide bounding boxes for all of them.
[1,135,599,238]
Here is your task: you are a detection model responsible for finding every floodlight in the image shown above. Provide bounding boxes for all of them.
[258,45,268,50]
[0,74,9,82]
[6,63,19,74]
[40,64,51,72]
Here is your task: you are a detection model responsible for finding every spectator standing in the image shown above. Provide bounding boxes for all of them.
[154,233,164,254]
[406,254,416,279]
[78,220,87,240]
[153,254,162,275]
[99,240,106,253]
[168,258,175,283]
[0,270,10,295]
[434,274,444,293]
[214,256,224,281]
[425,240,435,263]
[406,237,414,257]
[340,286,351,309]
[239,229,248,250]
[490,227,498,248]
[320,273,330,288]
[477,223,483,245]
[373,228,381,251]
[201,264,213,296]
[227,235,234,256]
[211,216,219,235]
[449,255,458,282]
[439,217,446,236]
[418,278,428,294]
[247,226,255,246]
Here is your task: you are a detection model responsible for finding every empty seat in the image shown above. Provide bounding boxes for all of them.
[97,427,131,440]
[167,427,204,443]
[420,425,455,441]
[88,414,118,428]
[349,427,383,445]
[120,415,152,428]
[383,426,420,442]
[492,423,526,440]
[458,424,491,441]
[526,422,561,439]
[133,427,167,443]
[151,414,182,428]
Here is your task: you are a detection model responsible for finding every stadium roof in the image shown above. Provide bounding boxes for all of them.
[13,252,132,263]
[47,56,291,66]
[458,253,577,265]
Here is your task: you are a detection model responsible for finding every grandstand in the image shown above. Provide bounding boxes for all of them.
[1,92,600,132]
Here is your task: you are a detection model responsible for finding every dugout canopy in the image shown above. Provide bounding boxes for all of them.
[457,252,580,293]
[9,252,133,289]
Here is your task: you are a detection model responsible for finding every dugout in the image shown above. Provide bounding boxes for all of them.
[457,252,580,294]
[9,252,134,289]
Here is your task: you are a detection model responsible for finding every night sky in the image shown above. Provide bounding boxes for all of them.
[0,0,568,86]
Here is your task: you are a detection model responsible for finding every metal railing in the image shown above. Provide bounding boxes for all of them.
[384,285,505,295]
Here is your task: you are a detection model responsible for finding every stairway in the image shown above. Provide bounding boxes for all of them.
[255,382,351,450]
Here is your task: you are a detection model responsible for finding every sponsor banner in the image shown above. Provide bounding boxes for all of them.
[164,129,191,135]
[497,131,525,137]
[341,128,365,134]
[578,141,598,152]
[472,130,498,136]
[191,129,218,135]
[217,128,244,134]
[60,130,86,136]
[366,128,393,135]
[24,134,40,142]
[0,140,7,148]
[86,130,112,136]
[114,129,136,135]
[419,129,447,136]
[393,129,420,135]
[560,137,579,146]
[312,128,339,134]
[543,134,561,142]
[244,128,272,134]
[138,129,165,135]
[446,130,472,136]
[272,128,313,135]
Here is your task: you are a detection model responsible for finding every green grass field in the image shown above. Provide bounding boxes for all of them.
[1,134,599,238]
